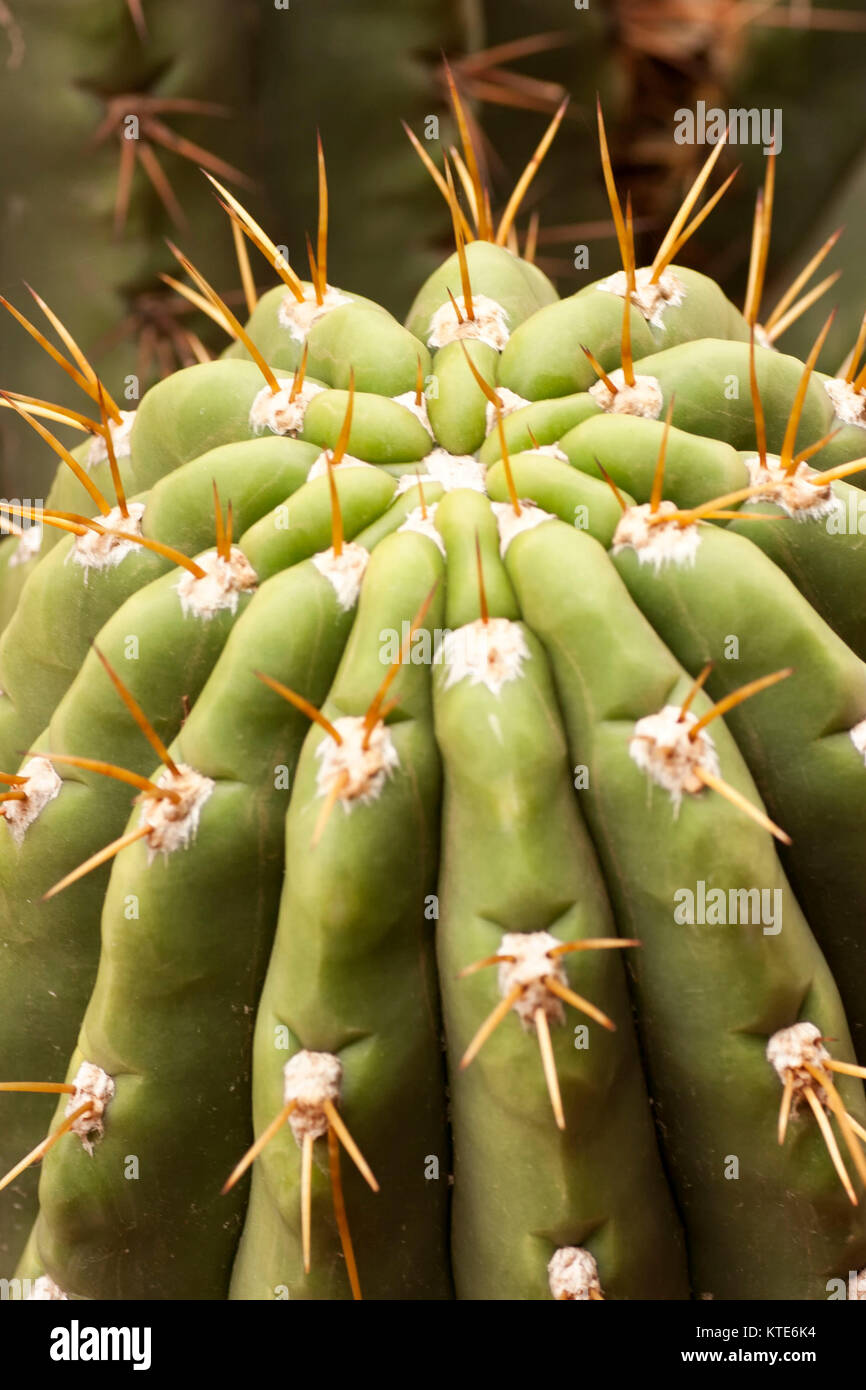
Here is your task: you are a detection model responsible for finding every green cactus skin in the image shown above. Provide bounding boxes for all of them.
[507,520,866,1299]
[0,436,319,774]
[230,533,451,1301]
[29,553,360,1299]
[497,267,751,401]
[404,241,557,348]
[0,468,406,1273]
[559,414,750,511]
[477,394,601,463]
[612,524,866,1059]
[727,477,866,663]
[484,452,629,543]
[6,136,866,1303]
[432,504,689,1300]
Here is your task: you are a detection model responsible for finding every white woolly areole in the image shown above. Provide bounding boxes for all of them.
[9,523,43,567]
[315,715,400,810]
[824,376,866,429]
[140,764,214,860]
[497,931,567,1029]
[283,1050,342,1144]
[249,377,323,436]
[589,369,664,419]
[3,756,62,845]
[390,390,434,439]
[849,1269,866,1300]
[395,449,487,495]
[596,264,687,328]
[87,410,136,468]
[485,388,530,433]
[742,453,836,521]
[306,451,374,481]
[548,1247,602,1301]
[629,705,720,810]
[66,1061,115,1155]
[441,618,529,696]
[491,500,554,556]
[426,293,510,350]
[766,1022,831,1112]
[69,502,146,577]
[850,718,866,764]
[612,501,702,572]
[531,443,569,462]
[26,1275,69,1301]
[278,285,352,342]
[398,504,445,555]
[176,546,257,619]
[311,542,370,611]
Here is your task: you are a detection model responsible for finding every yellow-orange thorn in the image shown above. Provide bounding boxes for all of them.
[444,159,475,320]
[620,194,636,388]
[325,456,343,558]
[678,662,714,721]
[650,396,675,514]
[475,530,489,624]
[650,127,729,283]
[0,394,112,517]
[442,56,488,239]
[362,582,439,749]
[688,668,792,741]
[765,228,844,340]
[167,239,281,393]
[203,171,306,303]
[305,232,322,308]
[592,455,628,514]
[0,1102,94,1194]
[254,672,343,745]
[289,342,309,404]
[332,368,355,466]
[580,343,617,395]
[231,217,257,317]
[316,129,328,300]
[780,310,836,475]
[595,97,629,275]
[29,752,181,804]
[844,308,866,385]
[748,328,768,470]
[221,1098,297,1195]
[401,122,474,242]
[93,645,180,776]
[327,1126,362,1301]
[42,826,150,901]
[97,381,128,519]
[496,95,569,247]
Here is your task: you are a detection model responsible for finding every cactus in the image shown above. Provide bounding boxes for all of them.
[4,96,866,1305]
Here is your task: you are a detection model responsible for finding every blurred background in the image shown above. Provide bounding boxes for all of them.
[2,0,866,495]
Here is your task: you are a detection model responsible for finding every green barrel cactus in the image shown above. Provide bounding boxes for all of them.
[4,102,866,1305]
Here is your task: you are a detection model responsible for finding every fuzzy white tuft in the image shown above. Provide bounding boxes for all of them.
[278,286,351,342]
[441,618,529,696]
[629,704,720,810]
[596,265,686,328]
[427,293,510,351]
[311,542,370,610]
[548,1247,603,1301]
[283,1050,342,1144]
[2,756,62,845]
[176,547,258,619]
[613,501,701,572]
[589,369,664,419]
